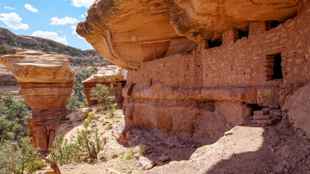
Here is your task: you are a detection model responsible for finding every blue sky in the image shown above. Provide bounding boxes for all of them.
[0,0,95,50]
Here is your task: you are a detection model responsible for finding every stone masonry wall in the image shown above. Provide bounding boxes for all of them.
[122,3,310,143]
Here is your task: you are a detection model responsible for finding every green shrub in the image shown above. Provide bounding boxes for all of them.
[0,95,44,174]
[0,45,7,54]
[0,95,29,143]
[48,136,80,165]
[67,67,97,111]
[120,148,135,160]
[49,115,106,165]
[0,138,45,174]
[91,84,117,115]
[66,95,85,111]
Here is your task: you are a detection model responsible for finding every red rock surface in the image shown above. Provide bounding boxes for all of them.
[0,50,74,153]
[78,0,310,142]
[284,82,310,137]
[77,0,299,69]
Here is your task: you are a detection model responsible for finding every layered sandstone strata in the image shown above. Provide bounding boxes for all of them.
[0,50,74,153]
[83,65,126,107]
[78,0,310,142]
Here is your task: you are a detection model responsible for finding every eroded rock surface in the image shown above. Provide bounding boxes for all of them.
[0,50,74,153]
[83,65,126,107]
[78,0,310,144]
[77,0,299,69]
[284,83,310,138]
[0,65,16,86]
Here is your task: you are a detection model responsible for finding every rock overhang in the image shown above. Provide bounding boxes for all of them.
[0,50,74,83]
[77,0,300,69]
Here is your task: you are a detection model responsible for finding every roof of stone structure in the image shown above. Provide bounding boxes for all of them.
[77,0,299,69]
[83,65,126,84]
[0,50,74,83]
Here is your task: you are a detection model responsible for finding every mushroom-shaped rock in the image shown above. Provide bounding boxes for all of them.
[0,50,74,153]
[77,0,196,69]
[83,65,126,107]
[77,0,299,69]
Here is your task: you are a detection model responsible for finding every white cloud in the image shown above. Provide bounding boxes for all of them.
[3,6,15,10]
[31,31,68,45]
[24,3,39,13]
[70,0,95,8]
[0,12,29,30]
[50,16,79,26]
[80,12,87,19]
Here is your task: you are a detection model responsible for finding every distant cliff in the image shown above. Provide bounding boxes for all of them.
[0,27,109,66]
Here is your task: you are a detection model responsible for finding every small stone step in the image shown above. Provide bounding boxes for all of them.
[253,114,272,120]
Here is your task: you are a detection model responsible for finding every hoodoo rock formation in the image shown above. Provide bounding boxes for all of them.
[78,0,310,143]
[83,65,126,107]
[0,50,74,153]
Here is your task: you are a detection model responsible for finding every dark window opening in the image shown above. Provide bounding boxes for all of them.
[266,53,283,80]
[266,20,281,31]
[206,38,223,48]
[120,80,127,87]
[235,27,249,40]
[247,104,263,116]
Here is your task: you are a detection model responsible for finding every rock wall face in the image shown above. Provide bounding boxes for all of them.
[78,0,310,142]
[0,65,16,86]
[0,50,74,153]
[124,3,310,142]
[83,65,126,107]
[284,83,310,137]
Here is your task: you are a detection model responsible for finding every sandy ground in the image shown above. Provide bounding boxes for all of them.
[56,109,310,174]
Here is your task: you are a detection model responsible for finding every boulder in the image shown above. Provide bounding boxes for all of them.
[284,83,310,138]
[0,50,74,153]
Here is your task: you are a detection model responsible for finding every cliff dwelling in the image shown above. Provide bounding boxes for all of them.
[77,0,310,143]
[1,0,310,173]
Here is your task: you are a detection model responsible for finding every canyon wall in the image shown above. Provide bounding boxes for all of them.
[78,0,310,143]
[0,50,74,153]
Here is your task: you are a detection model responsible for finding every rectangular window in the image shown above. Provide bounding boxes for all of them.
[206,38,223,48]
[265,20,281,31]
[266,53,283,80]
[235,27,249,40]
